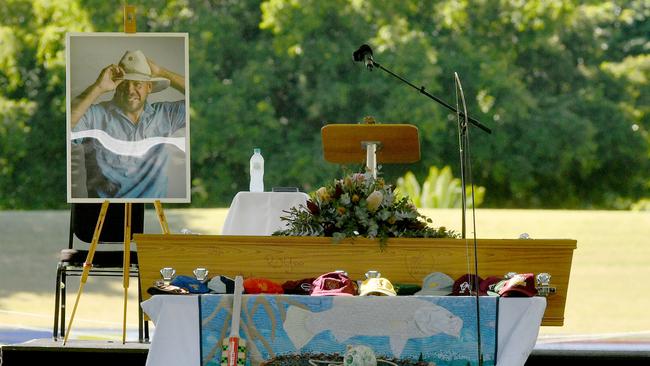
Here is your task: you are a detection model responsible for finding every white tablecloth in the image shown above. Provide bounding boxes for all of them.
[142,295,546,366]
[221,192,310,235]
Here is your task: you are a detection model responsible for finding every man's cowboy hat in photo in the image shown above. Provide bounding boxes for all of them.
[118,50,170,93]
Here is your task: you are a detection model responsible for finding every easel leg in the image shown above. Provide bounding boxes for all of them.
[154,200,170,234]
[122,203,132,344]
[63,200,110,345]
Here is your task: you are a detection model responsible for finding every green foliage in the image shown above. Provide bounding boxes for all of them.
[0,0,92,208]
[395,166,485,208]
[631,198,650,211]
[0,0,648,209]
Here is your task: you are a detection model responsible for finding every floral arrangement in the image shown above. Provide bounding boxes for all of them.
[274,171,458,247]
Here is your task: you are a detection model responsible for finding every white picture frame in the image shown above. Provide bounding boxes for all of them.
[66,32,190,203]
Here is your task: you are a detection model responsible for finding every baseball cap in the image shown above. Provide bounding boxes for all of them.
[207,275,235,294]
[170,275,210,294]
[498,273,538,297]
[147,282,189,295]
[393,283,422,296]
[359,277,397,296]
[480,276,505,296]
[243,278,284,294]
[310,271,357,296]
[414,272,454,296]
[452,274,486,296]
[282,277,316,295]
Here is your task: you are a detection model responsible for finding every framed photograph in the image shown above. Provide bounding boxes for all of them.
[66,32,190,203]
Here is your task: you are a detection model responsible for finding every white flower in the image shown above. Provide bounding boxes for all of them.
[366,190,383,212]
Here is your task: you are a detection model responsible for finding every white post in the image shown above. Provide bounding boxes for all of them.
[363,142,378,179]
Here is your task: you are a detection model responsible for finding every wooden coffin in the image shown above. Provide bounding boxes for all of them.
[134,235,576,326]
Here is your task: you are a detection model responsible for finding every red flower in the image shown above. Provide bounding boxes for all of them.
[306,200,320,215]
[333,184,344,199]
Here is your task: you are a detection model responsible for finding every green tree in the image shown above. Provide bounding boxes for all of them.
[0,0,647,209]
[0,0,92,208]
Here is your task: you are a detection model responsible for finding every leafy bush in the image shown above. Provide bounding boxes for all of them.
[631,198,650,211]
[395,166,485,208]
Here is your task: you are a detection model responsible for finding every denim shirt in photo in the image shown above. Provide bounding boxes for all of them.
[72,99,186,198]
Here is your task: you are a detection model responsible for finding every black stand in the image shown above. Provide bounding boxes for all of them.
[455,72,484,366]
[354,45,491,231]
[357,58,491,134]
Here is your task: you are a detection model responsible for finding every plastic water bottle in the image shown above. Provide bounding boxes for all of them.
[249,148,264,192]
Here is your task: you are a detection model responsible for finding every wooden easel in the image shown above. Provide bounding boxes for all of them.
[63,200,169,345]
[63,5,169,345]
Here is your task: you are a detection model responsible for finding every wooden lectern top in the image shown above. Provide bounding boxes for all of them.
[321,124,420,164]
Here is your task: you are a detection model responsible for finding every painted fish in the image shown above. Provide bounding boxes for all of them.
[283,297,463,357]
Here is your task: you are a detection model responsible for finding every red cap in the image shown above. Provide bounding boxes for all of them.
[310,272,357,296]
[479,276,504,294]
[243,278,284,294]
[498,273,538,297]
[281,277,316,295]
[452,274,486,296]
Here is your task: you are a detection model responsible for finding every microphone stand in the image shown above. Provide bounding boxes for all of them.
[367,60,492,135]
[362,55,489,365]
[455,72,484,366]
[363,58,491,237]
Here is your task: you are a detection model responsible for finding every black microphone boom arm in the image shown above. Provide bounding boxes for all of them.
[355,45,492,134]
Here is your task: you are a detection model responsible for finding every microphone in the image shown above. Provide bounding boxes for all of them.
[353,44,374,70]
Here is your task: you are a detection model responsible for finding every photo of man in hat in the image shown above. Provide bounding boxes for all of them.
[68,34,189,201]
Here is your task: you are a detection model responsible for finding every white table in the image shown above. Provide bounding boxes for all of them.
[221,192,310,235]
[142,295,546,366]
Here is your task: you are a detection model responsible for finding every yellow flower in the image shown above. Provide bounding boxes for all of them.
[366,191,383,212]
[316,187,330,202]
[351,194,360,203]
[337,206,346,215]
[344,176,353,189]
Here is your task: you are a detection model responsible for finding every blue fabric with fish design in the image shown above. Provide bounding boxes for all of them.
[199,295,497,366]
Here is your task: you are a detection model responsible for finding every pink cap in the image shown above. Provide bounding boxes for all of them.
[310,272,357,296]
